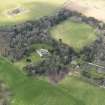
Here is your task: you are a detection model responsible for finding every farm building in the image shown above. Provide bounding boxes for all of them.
[36,49,49,57]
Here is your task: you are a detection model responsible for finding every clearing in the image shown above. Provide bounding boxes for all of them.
[50,19,96,50]
[14,43,53,69]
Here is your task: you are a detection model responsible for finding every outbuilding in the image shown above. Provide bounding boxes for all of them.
[36,49,49,57]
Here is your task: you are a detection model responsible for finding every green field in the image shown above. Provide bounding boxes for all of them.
[0,57,79,105]
[0,0,66,25]
[14,53,42,70]
[50,19,96,50]
[59,76,105,105]
[0,57,105,105]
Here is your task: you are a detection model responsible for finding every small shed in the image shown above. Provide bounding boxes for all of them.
[36,49,49,57]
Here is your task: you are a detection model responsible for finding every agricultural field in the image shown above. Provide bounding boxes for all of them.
[64,0,105,22]
[0,0,66,26]
[50,19,96,50]
[0,57,105,105]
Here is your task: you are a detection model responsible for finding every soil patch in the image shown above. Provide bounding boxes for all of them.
[64,0,105,22]
[4,6,29,17]
[48,69,69,84]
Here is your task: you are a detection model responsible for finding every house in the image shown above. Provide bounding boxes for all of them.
[36,49,49,57]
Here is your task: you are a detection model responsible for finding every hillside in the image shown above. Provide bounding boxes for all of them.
[1,0,105,105]
[0,0,65,25]
[0,57,80,105]
[1,57,105,105]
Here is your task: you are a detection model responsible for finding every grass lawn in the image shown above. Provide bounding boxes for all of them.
[14,53,42,70]
[31,43,53,50]
[0,0,66,26]
[50,19,96,51]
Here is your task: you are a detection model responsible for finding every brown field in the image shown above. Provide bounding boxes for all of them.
[64,0,105,22]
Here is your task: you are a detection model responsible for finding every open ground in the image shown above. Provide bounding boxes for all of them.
[64,0,105,22]
[0,0,66,25]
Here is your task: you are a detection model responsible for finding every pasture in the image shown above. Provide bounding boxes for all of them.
[0,0,66,25]
[59,76,105,105]
[0,57,79,105]
[50,19,96,50]
[0,57,105,105]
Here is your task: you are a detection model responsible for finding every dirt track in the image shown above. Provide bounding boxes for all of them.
[64,0,105,22]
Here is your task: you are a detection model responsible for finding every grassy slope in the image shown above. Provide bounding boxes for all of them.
[0,57,105,105]
[0,0,65,25]
[0,57,79,105]
[50,20,96,50]
[59,76,105,105]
